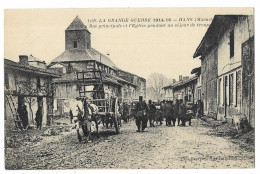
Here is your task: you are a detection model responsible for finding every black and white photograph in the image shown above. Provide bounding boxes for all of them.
[3,7,255,170]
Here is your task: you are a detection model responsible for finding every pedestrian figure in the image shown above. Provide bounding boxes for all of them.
[170,101,177,126]
[18,104,29,130]
[148,100,156,127]
[122,102,130,123]
[174,100,181,126]
[135,96,148,132]
[69,109,73,124]
[165,101,171,126]
[197,100,204,118]
[35,107,43,130]
[165,101,175,126]
[155,109,162,126]
[160,100,166,125]
[179,99,187,126]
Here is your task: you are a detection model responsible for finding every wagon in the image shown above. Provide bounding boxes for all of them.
[74,69,121,142]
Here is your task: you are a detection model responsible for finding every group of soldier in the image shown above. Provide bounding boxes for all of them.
[17,104,43,130]
[133,96,195,132]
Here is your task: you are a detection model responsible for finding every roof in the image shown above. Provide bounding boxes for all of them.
[163,84,173,89]
[66,16,90,33]
[28,54,44,63]
[191,67,201,75]
[118,69,146,81]
[193,15,239,58]
[172,76,198,89]
[52,71,136,87]
[50,48,118,70]
[4,58,61,78]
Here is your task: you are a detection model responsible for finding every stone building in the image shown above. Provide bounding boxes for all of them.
[48,16,146,116]
[193,15,254,127]
[162,74,200,104]
[4,56,60,129]
[191,67,202,103]
[193,20,219,119]
[172,76,198,104]
[162,79,176,101]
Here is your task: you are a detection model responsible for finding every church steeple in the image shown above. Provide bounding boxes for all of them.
[65,16,91,50]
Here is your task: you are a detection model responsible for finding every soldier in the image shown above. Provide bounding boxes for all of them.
[142,100,149,129]
[18,104,29,130]
[148,100,156,127]
[160,100,166,125]
[165,101,170,126]
[69,109,73,124]
[123,102,130,123]
[35,107,43,130]
[170,101,177,126]
[165,101,175,126]
[174,99,180,126]
[179,99,187,126]
[135,96,148,132]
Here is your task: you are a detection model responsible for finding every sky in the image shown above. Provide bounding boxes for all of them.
[4,8,253,80]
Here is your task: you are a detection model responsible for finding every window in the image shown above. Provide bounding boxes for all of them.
[37,77,41,90]
[198,88,201,100]
[73,41,77,48]
[230,30,234,58]
[229,74,234,105]
[5,73,9,89]
[68,63,72,73]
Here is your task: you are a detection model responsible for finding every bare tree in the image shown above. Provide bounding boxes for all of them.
[147,73,171,100]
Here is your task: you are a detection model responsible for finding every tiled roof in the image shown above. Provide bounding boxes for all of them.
[191,67,201,75]
[4,58,60,78]
[163,84,173,89]
[193,15,239,58]
[50,48,118,70]
[172,76,198,89]
[66,16,90,32]
[28,54,43,62]
[52,71,136,87]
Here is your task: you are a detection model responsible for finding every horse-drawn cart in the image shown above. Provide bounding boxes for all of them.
[74,66,121,142]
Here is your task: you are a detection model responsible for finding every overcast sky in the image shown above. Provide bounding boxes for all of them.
[4,8,252,80]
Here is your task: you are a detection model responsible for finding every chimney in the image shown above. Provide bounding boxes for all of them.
[179,75,182,82]
[172,79,176,84]
[19,55,28,65]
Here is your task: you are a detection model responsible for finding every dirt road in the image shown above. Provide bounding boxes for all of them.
[5,119,254,169]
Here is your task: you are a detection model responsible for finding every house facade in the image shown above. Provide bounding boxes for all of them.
[4,56,60,129]
[48,16,146,116]
[193,15,254,127]
[172,76,198,104]
[191,67,202,105]
[163,84,174,101]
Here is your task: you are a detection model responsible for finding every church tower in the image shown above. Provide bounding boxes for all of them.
[65,16,91,50]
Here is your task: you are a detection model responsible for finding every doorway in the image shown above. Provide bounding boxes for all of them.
[224,76,228,119]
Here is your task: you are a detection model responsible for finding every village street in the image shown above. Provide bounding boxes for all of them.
[5,118,254,169]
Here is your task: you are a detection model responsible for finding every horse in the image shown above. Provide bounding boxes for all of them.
[70,99,100,142]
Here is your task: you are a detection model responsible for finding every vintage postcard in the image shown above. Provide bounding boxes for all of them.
[4,8,254,169]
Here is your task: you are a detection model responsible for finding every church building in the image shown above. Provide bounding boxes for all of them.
[48,16,146,116]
